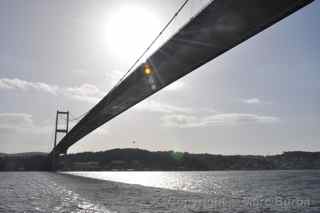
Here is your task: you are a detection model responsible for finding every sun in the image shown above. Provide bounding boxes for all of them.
[105,5,161,61]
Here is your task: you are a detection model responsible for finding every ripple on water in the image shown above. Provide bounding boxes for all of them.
[0,172,113,213]
[1,171,320,213]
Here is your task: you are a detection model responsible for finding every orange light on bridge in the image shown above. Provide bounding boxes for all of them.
[144,64,153,76]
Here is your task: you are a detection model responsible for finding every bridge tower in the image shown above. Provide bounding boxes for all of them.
[52,110,69,171]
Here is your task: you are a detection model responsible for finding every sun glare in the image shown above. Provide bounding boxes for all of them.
[105,5,161,61]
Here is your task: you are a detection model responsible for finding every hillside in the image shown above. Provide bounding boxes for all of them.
[1,149,319,171]
[62,149,320,171]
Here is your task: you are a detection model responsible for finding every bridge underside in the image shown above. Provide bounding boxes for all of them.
[51,0,313,156]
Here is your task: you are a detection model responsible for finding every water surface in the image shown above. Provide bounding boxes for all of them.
[1,170,320,212]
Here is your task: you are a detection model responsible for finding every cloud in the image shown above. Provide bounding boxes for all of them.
[0,76,185,107]
[135,100,194,114]
[0,113,33,130]
[242,98,272,105]
[0,78,58,95]
[0,78,278,130]
[0,113,50,134]
[0,78,106,104]
[161,113,280,128]
[63,84,105,103]
[135,100,217,116]
[243,98,261,104]
[0,112,110,138]
[161,114,199,128]
[135,100,278,128]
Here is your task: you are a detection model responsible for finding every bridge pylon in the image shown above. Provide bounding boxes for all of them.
[51,110,69,171]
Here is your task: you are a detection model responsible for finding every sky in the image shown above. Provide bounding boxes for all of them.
[0,0,319,155]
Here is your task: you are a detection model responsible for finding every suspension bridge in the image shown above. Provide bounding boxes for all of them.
[49,0,314,170]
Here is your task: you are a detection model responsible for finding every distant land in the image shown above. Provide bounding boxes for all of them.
[0,149,320,171]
